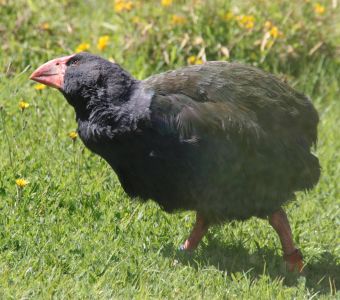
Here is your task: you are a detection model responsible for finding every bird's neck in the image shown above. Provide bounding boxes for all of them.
[74,77,138,120]
[76,81,150,146]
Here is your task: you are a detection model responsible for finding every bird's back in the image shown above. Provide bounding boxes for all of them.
[144,62,318,147]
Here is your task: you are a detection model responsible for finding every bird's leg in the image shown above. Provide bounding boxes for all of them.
[269,208,303,272]
[180,213,209,251]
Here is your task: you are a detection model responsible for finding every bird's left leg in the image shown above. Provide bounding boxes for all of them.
[269,208,303,272]
[180,212,209,251]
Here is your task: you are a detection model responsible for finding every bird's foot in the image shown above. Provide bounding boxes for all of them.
[179,213,209,252]
[179,239,198,252]
[284,248,303,273]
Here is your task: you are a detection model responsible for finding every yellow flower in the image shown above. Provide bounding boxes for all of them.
[314,3,325,14]
[187,56,196,64]
[19,100,29,111]
[269,26,280,38]
[195,58,203,65]
[264,21,273,30]
[97,35,110,51]
[171,15,187,25]
[68,131,78,140]
[187,55,203,65]
[39,22,50,31]
[161,0,172,6]
[76,42,90,53]
[34,83,46,91]
[16,178,29,188]
[264,22,283,39]
[114,0,133,12]
[223,11,234,21]
[236,15,255,30]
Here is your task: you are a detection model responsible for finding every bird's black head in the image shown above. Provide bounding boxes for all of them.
[30,52,136,117]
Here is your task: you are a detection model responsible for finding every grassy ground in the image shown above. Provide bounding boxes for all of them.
[0,0,339,298]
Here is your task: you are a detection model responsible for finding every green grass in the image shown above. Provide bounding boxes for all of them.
[0,0,339,298]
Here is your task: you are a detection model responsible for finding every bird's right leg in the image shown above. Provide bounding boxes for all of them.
[269,208,303,272]
[180,212,209,251]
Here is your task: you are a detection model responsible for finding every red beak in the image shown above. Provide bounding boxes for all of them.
[30,54,75,90]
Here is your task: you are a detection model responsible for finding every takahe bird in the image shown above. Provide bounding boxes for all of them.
[30,52,320,272]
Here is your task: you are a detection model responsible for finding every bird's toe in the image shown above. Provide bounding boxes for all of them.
[284,248,304,273]
[179,244,186,251]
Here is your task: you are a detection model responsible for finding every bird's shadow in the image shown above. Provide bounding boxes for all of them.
[161,235,339,295]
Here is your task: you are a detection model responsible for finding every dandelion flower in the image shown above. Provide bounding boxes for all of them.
[264,22,282,39]
[39,22,50,31]
[236,15,255,30]
[269,26,280,38]
[16,178,29,188]
[264,21,273,30]
[114,0,133,12]
[171,15,187,25]
[314,3,325,14]
[34,83,46,91]
[161,0,172,7]
[187,56,196,64]
[69,131,78,140]
[19,100,29,111]
[97,35,110,51]
[187,55,203,65]
[76,42,90,53]
[195,58,203,65]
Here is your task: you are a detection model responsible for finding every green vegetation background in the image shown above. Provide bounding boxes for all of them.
[0,0,339,298]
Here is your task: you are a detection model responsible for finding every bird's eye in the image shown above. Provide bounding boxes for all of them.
[70,59,80,66]
[68,59,80,66]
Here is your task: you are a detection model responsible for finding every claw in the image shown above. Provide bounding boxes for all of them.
[284,248,304,272]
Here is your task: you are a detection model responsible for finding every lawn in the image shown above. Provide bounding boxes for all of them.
[0,0,339,299]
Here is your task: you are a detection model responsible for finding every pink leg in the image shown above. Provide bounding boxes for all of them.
[181,213,209,251]
[269,208,303,272]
